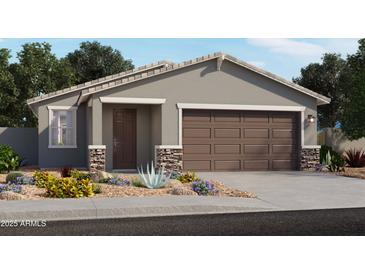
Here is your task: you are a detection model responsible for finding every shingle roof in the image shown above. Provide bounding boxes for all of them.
[27,52,330,105]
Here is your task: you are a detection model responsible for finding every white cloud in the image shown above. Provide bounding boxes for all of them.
[247,60,266,68]
[247,38,326,58]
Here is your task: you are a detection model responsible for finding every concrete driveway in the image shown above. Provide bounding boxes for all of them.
[198,171,365,210]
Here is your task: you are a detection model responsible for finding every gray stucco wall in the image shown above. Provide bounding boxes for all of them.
[0,127,38,165]
[102,104,152,170]
[99,59,318,145]
[34,94,87,168]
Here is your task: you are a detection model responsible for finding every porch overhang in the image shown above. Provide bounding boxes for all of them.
[99,97,166,104]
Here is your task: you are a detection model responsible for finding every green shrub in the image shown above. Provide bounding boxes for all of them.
[5,172,24,183]
[70,169,91,181]
[45,177,94,198]
[92,183,102,194]
[0,144,20,173]
[178,171,200,184]
[323,150,345,172]
[33,171,57,188]
[320,145,334,164]
[131,177,144,188]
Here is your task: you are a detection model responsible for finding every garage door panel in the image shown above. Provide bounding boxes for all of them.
[272,129,295,138]
[272,145,294,154]
[214,128,241,138]
[244,160,269,170]
[214,144,241,154]
[183,128,211,138]
[244,113,270,123]
[183,110,211,122]
[244,128,269,138]
[214,111,241,122]
[183,160,211,170]
[244,144,269,154]
[184,144,211,154]
[215,160,241,171]
[272,160,295,170]
[183,110,299,171]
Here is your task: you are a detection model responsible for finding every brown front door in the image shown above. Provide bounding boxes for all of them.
[182,109,300,171]
[113,109,137,169]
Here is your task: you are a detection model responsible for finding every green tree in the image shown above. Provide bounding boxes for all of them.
[293,53,347,128]
[341,39,365,140]
[0,49,19,126]
[65,41,134,84]
[9,42,75,127]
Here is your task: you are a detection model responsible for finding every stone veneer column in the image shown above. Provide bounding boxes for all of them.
[155,147,183,175]
[300,146,320,171]
[88,145,106,172]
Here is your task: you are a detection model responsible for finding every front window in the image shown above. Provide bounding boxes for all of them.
[49,107,77,148]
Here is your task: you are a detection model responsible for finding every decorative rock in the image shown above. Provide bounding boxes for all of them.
[0,191,25,200]
[170,186,198,196]
[88,147,106,172]
[300,147,320,171]
[91,170,113,182]
[156,148,183,175]
[165,179,183,188]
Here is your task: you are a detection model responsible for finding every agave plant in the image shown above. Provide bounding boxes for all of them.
[137,161,170,189]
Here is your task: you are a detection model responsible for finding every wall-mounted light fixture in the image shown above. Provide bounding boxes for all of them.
[307,114,315,123]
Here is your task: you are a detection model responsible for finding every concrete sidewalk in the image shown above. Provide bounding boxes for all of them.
[0,196,274,221]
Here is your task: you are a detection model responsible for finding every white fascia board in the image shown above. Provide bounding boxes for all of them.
[100,97,166,104]
[177,103,305,112]
[302,145,321,149]
[88,145,106,149]
[47,106,78,110]
[155,145,183,149]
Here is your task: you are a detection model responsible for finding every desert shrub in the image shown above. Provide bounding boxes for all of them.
[131,177,144,188]
[344,149,365,167]
[0,183,23,194]
[45,177,94,198]
[320,145,334,164]
[323,150,345,172]
[191,180,214,196]
[99,176,130,186]
[70,169,91,181]
[92,183,102,194]
[60,167,72,177]
[5,172,24,183]
[33,171,57,188]
[0,144,20,173]
[178,171,200,184]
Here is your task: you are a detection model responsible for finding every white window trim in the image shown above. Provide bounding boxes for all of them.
[47,106,77,149]
[176,103,307,147]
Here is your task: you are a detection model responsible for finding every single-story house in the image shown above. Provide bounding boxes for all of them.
[27,52,330,172]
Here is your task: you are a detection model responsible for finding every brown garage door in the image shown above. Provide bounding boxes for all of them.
[182,109,300,171]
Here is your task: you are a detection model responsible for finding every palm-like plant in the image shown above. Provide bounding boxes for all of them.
[137,161,170,189]
[344,149,365,167]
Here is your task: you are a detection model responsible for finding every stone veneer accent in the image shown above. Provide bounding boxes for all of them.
[300,147,320,171]
[88,145,106,172]
[155,147,183,174]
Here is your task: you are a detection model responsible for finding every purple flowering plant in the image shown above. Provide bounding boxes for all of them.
[191,180,214,196]
[0,183,23,194]
[107,177,130,186]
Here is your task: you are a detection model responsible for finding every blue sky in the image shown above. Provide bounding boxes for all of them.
[0,38,360,80]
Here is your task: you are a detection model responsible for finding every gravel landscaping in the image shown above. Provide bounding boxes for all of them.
[0,169,255,201]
